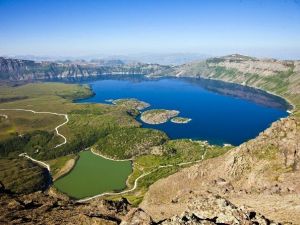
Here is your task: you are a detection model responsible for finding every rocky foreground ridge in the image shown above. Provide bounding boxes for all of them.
[0,189,279,225]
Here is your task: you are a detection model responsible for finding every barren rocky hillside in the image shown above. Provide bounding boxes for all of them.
[140,116,300,224]
[0,189,279,224]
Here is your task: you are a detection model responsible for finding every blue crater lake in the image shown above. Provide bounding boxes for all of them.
[73,76,289,146]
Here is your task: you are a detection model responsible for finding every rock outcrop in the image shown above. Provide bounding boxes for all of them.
[121,194,279,225]
[0,191,131,225]
[0,191,279,225]
[160,194,279,225]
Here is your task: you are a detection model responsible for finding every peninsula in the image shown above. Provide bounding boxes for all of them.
[112,98,150,110]
[141,109,179,124]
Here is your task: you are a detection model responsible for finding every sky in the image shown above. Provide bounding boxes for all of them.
[0,0,300,59]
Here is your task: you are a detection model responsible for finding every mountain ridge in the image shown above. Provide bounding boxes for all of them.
[0,57,172,81]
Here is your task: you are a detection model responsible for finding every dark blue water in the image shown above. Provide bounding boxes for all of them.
[75,76,289,146]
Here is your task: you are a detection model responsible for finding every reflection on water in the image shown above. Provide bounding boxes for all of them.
[182,77,291,110]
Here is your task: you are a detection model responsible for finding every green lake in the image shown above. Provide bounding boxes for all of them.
[54,150,132,199]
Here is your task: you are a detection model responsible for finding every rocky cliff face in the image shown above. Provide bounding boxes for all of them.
[206,54,293,76]
[172,54,300,97]
[0,57,171,81]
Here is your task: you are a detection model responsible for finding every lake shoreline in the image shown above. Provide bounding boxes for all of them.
[51,155,80,182]
[53,150,132,200]
[173,75,295,112]
[90,147,133,162]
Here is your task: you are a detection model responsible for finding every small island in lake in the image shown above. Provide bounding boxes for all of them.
[105,99,114,103]
[171,117,192,124]
[112,98,150,110]
[141,109,179,124]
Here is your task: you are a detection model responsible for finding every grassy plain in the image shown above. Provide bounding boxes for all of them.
[0,82,139,160]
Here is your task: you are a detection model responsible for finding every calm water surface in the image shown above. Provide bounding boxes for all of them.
[76,76,289,145]
[54,151,132,199]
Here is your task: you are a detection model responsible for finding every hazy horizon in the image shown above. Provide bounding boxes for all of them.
[1,0,300,59]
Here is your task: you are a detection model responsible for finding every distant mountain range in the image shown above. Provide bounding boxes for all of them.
[4,53,209,65]
[101,53,210,65]
[0,57,172,81]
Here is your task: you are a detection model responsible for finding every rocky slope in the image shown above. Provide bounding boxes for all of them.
[0,190,131,225]
[0,190,278,225]
[122,194,279,224]
[0,57,172,81]
[140,116,300,224]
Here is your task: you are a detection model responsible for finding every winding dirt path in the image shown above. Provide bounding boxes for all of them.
[18,153,51,171]
[0,108,69,172]
[0,108,69,148]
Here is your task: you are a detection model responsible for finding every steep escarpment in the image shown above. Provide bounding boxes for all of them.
[0,57,171,81]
